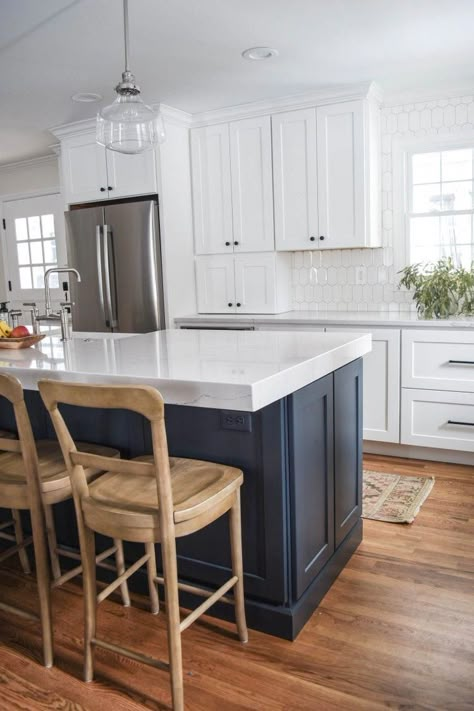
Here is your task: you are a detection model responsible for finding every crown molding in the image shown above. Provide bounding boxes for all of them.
[190,81,383,127]
[160,103,193,127]
[382,83,474,108]
[0,153,58,172]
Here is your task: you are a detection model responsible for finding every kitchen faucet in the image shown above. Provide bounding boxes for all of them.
[32,267,82,340]
[43,267,81,317]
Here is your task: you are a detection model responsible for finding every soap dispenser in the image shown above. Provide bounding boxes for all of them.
[0,302,10,325]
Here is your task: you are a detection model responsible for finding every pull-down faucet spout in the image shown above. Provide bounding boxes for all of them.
[43,267,81,316]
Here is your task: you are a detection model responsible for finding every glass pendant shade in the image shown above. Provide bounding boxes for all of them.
[97,94,165,154]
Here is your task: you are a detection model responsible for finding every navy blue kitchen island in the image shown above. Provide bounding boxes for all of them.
[0,329,370,639]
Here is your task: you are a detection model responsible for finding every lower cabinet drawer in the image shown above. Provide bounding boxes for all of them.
[401,388,474,452]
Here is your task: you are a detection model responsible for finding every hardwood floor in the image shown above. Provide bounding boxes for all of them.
[0,454,473,710]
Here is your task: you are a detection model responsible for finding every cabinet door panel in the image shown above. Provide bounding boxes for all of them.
[326,327,400,443]
[191,125,233,255]
[195,255,235,313]
[272,108,318,251]
[317,101,365,249]
[106,149,157,199]
[230,116,274,252]
[234,253,276,314]
[289,374,334,599]
[62,135,108,203]
[334,358,363,547]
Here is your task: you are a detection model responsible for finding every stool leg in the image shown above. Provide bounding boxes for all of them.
[83,527,97,682]
[113,538,130,607]
[30,503,53,667]
[12,509,31,575]
[44,505,61,581]
[145,542,159,614]
[229,490,248,643]
[161,537,184,711]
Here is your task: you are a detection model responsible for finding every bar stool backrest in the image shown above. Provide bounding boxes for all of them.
[0,374,43,509]
[38,380,174,535]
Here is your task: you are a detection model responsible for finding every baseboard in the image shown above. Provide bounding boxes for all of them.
[364,440,474,466]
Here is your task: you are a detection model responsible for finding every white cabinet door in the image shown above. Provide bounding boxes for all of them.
[62,134,108,203]
[234,253,278,314]
[230,116,274,253]
[191,125,233,255]
[195,255,235,313]
[325,326,401,442]
[106,149,157,199]
[272,108,319,251]
[316,101,365,249]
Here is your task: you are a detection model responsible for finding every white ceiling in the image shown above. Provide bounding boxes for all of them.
[1,0,474,165]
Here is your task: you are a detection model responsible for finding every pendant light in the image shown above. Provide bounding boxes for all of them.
[96,0,165,154]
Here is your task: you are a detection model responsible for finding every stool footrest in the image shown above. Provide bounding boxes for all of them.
[0,536,33,564]
[0,520,15,533]
[179,576,238,633]
[92,637,169,672]
[0,599,39,623]
[52,544,118,588]
[97,552,149,604]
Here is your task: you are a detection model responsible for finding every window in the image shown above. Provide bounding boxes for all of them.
[2,194,66,301]
[407,147,474,268]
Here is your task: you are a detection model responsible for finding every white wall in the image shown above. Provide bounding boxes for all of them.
[290,91,474,312]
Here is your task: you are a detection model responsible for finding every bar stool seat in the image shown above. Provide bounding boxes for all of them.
[83,455,243,539]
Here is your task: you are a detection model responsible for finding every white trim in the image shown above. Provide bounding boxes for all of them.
[364,439,474,466]
[382,83,474,109]
[0,188,60,203]
[0,154,57,171]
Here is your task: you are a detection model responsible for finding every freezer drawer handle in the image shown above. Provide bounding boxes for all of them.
[448,359,474,365]
[447,419,474,427]
[96,225,106,318]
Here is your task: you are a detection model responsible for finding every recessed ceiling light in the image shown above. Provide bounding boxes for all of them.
[242,47,279,61]
[71,92,102,103]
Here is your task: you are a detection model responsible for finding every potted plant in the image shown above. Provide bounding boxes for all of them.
[398,257,474,319]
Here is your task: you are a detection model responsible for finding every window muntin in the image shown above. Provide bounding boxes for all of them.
[14,213,59,290]
[407,148,474,268]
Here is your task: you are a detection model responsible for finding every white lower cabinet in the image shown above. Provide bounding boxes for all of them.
[195,253,290,314]
[401,389,474,452]
[325,327,400,443]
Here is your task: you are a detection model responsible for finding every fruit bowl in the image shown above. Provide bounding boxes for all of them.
[0,334,45,349]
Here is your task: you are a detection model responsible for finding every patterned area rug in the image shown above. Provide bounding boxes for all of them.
[362,470,435,523]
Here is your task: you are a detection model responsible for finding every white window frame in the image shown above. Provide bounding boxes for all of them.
[1,191,67,305]
[392,130,474,272]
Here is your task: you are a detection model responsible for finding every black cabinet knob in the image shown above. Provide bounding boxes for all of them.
[228,302,233,307]
[319,235,325,241]
[225,242,231,246]
[100,187,106,192]
[234,241,239,246]
[108,186,113,191]
[309,236,315,241]
[236,302,241,307]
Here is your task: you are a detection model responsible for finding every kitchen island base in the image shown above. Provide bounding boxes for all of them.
[0,358,363,641]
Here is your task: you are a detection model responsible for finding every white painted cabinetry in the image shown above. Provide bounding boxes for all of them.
[325,326,400,442]
[401,329,474,451]
[60,133,157,204]
[195,253,290,314]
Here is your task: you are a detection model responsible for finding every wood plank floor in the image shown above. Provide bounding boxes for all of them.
[0,454,473,710]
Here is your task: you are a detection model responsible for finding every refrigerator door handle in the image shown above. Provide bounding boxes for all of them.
[102,224,118,329]
[95,225,107,323]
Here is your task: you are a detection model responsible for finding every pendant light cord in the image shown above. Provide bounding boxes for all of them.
[123,0,130,72]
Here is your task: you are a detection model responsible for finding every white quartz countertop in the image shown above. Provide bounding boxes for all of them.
[0,329,371,412]
[175,310,474,330]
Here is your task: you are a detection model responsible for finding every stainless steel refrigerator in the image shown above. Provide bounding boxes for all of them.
[65,198,165,333]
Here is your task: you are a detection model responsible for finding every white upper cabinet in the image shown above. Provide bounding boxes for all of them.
[195,254,235,313]
[230,116,274,253]
[61,133,157,204]
[272,108,319,251]
[191,124,233,255]
[316,99,380,249]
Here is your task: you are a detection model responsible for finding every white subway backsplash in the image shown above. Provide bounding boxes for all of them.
[291,91,474,311]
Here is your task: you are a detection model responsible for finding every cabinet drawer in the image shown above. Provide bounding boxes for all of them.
[401,388,474,452]
[402,329,474,393]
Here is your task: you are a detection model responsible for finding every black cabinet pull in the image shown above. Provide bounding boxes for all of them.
[234,241,239,246]
[309,236,315,241]
[108,186,113,191]
[100,187,106,192]
[228,302,233,307]
[448,359,474,365]
[319,235,325,241]
[236,302,241,307]
[225,242,231,246]
[447,419,474,426]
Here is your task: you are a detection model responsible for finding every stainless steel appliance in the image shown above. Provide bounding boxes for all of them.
[65,197,164,333]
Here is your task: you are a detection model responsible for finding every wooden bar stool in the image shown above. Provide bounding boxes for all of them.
[0,374,142,666]
[39,379,248,711]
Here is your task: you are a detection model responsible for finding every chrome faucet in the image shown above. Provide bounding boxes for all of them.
[43,267,81,317]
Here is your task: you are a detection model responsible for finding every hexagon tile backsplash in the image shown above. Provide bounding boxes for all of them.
[291,91,474,312]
